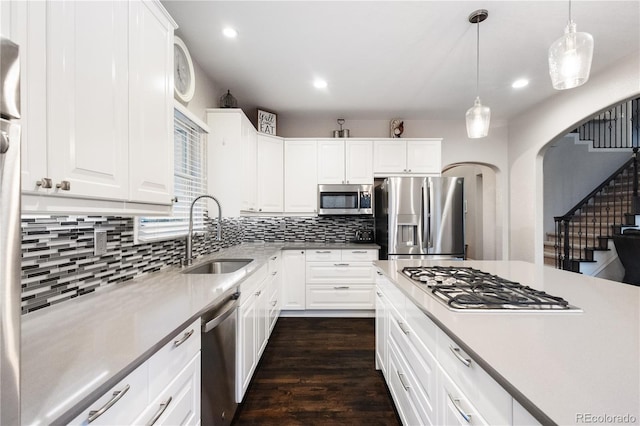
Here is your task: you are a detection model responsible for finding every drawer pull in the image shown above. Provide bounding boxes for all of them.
[173,329,194,347]
[315,250,331,253]
[333,263,350,267]
[146,396,173,426]
[351,250,367,253]
[449,345,471,367]
[271,300,277,307]
[397,371,410,391]
[271,271,277,276]
[447,393,471,423]
[270,256,278,260]
[334,286,350,290]
[87,384,130,423]
[376,271,383,275]
[398,321,410,335]
[255,290,262,296]
[376,291,383,297]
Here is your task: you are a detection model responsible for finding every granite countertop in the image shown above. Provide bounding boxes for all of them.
[21,242,380,425]
[374,259,640,426]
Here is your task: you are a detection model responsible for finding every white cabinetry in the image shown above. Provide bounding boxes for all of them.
[284,139,318,213]
[207,109,259,216]
[257,134,284,212]
[375,268,521,426]
[281,250,306,310]
[373,139,441,175]
[70,319,201,426]
[19,0,175,214]
[317,139,373,184]
[375,287,388,375]
[305,249,378,310]
[236,256,281,402]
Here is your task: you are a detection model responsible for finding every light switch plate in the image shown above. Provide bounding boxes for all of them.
[94,230,107,256]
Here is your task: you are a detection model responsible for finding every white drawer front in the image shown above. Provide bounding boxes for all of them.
[305,249,342,261]
[69,361,148,426]
[267,252,281,274]
[405,298,438,356]
[387,336,423,426]
[376,271,406,317]
[148,318,201,401]
[305,284,375,309]
[135,352,201,426]
[238,264,268,304]
[437,330,512,426]
[341,249,378,261]
[439,365,489,426]
[306,262,374,284]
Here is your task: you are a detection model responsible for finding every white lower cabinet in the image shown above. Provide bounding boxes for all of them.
[304,249,378,310]
[70,318,201,426]
[236,257,281,403]
[376,269,520,426]
[281,250,306,310]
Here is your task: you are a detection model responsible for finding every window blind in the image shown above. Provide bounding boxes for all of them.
[136,109,208,242]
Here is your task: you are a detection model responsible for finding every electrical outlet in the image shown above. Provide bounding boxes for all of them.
[279,220,286,231]
[94,230,107,256]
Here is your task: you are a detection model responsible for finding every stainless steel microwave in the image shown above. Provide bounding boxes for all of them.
[317,184,373,215]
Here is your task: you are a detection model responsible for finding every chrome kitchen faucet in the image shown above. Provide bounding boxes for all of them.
[184,195,222,266]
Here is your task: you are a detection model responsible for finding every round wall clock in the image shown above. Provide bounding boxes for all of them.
[174,36,195,102]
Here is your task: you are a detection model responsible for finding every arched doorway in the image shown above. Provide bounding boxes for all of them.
[443,162,500,260]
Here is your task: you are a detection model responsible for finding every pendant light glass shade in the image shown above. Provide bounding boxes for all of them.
[466,96,491,138]
[548,20,594,90]
[466,10,490,139]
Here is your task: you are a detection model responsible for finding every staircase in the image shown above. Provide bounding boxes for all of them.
[544,97,640,273]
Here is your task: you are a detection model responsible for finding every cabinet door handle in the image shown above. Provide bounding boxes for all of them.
[397,370,410,391]
[397,321,410,335]
[87,384,131,423]
[271,271,277,276]
[376,291,383,297]
[173,329,194,347]
[146,396,173,426]
[271,300,277,307]
[376,271,383,275]
[334,286,350,290]
[36,178,53,189]
[315,250,331,254]
[447,393,472,423]
[171,196,179,203]
[333,263,350,267]
[56,180,71,191]
[255,290,262,296]
[449,345,471,367]
[270,256,278,260]
[351,250,367,254]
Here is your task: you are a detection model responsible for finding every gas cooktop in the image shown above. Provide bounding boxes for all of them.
[401,266,581,312]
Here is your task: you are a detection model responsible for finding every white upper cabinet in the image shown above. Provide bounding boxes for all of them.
[242,123,258,212]
[257,134,284,212]
[284,139,317,213]
[373,139,441,176]
[128,0,175,204]
[18,0,176,214]
[317,139,373,184]
[46,1,130,200]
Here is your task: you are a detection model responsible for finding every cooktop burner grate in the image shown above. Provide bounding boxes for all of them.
[401,266,579,311]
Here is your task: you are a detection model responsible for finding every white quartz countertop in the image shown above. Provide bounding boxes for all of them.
[374,259,640,426]
[20,242,380,425]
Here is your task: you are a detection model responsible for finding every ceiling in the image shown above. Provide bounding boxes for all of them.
[162,1,640,122]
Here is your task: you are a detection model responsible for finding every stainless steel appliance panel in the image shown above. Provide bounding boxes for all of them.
[201,291,239,426]
[0,35,21,426]
[375,176,464,259]
[425,177,465,255]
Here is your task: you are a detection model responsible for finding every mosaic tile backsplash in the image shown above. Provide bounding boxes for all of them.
[21,215,374,314]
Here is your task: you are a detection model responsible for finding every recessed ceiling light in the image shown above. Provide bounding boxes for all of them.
[313,79,328,89]
[512,78,529,89]
[223,27,238,38]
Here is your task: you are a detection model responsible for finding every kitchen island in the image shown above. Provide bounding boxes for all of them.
[374,259,640,426]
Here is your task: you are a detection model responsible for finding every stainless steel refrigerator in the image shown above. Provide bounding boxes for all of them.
[1,35,21,425]
[375,177,465,259]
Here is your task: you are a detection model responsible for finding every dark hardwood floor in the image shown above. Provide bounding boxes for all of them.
[232,317,400,425]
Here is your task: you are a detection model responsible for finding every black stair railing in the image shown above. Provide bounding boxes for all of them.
[554,153,639,271]
[575,97,639,149]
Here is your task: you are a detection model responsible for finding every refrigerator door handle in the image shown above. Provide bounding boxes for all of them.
[422,180,432,249]
[357,189,360,211]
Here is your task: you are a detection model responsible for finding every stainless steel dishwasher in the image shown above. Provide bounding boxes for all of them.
[201,288,240,426]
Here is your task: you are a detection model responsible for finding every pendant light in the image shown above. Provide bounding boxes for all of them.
[465,9,490,139]
[548,0,594,90]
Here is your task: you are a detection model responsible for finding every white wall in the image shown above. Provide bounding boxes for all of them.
[280,118,509,259]
[543,135,631,234]
[508,52,640,264]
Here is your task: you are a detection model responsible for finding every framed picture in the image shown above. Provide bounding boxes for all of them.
[258,109,277,135]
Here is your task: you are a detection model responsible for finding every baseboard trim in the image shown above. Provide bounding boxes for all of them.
[279,309,375,318]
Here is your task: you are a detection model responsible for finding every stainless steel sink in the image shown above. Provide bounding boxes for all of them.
[182,259,253,275]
